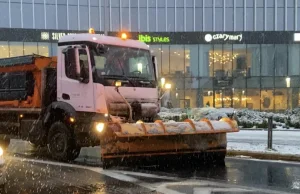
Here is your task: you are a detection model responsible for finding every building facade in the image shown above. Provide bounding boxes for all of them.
[0,0,300,111]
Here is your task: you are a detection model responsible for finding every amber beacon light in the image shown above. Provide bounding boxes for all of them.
[121,32,127,40]
[89,28,95,34]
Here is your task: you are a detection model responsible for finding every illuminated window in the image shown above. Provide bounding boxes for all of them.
[38,43,50,57]
[9,42,23,57]
[24,42,38,55]
[0,42,9,58]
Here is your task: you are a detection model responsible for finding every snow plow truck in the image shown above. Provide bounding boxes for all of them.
[0,30,239,168]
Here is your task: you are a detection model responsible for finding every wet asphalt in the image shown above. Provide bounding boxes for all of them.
[2,139,300,194]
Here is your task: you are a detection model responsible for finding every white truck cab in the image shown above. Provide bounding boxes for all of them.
[57,33,160,121]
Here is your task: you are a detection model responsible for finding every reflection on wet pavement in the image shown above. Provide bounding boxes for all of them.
[5,139,300,194]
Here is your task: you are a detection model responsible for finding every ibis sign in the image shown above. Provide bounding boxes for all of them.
[205,33,243,42]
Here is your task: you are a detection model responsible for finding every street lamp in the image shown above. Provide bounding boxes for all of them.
[286,77,291,88]
[161,77,166,88]
[286,77,291,109]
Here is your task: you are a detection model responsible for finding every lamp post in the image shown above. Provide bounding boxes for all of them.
[286,77,291,109]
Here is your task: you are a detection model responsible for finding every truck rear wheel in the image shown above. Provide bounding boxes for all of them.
[47,122,80,162]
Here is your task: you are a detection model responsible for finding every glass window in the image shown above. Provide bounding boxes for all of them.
[199,45,212,77]
[157,8,166,31]
[58,5,68,29]
[111,8,120,31]
[277,7,285,31]
[149,45,162,76]
[176,7,184,31]
[233,44,248,78]
[122,6,130,31]
[9,42,23,57]
[46,4,56,29]
[236,8,244,31]
[247,44,260,76]
[212,45,232,78]
[233,89,246,108]
[261,77,274,88]
[266,8,275,31]
[11,3,22,28]
[202,89,213,108]
[0,2,9,27]
[184,89,197,108]
[186,8,194,31]
[275,77,289,88]
[185,45,198,78]
[204,7,213,31]
[225,7,234,31]
[140,7,147,31]
[256,8,264,30]
[161,45,170,75]
[274,89,288,111]
[287,8,295,31]
[214,89,232,108]
[261,89,274,111]
[69,5,79,30]
[90,6,100,30]
[246,0,254,7]
[64,49,77,80]
[24,42,38,55]
[131,7,138,31]
[247,77,260,88]
[34,3,45,29]
[92,46,154,80]
[246,89,260,110]
[38,43,50,56]
[167,7,175,31]
[261,44,275,76]
[79,49,89,80]
[275,45,288,76]
[51,43,57,56]
[23,3,34,28]
[0,42,9,58]
[170,45,184,74]
[288,45,300,76]
[215,8,224,31]
[195,8,203,31]
[149,7,156,31]
[291,88,299,109]
[246,8,254,31]
[79,5,89,30]
[215,0,224,7]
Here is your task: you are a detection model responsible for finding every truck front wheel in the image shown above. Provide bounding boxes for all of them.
[47,122,80,162]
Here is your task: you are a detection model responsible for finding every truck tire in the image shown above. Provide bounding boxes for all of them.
[47,122,80,162]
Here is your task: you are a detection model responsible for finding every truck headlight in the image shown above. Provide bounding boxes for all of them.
[95,122,105,133]
[0,147,3,156]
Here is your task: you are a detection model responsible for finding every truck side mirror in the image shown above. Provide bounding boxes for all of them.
[152,56,158,81]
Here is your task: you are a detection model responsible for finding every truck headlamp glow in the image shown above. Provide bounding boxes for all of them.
[95,122,105,133]
[0,147,3,156]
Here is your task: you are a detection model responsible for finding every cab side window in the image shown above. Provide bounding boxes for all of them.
[79,49,89,80]
[64,49,77,80]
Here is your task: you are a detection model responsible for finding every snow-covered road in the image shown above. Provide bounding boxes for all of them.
[228,130,300,155]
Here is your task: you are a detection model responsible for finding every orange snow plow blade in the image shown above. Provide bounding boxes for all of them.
[99,118,239,160]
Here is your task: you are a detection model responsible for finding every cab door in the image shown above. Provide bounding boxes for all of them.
[58,46,95,112]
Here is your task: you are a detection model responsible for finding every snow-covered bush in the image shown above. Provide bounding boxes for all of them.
[158,107,300,129]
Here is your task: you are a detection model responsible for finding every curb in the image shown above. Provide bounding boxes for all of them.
[227,150,300,162]
[240,128,300,131]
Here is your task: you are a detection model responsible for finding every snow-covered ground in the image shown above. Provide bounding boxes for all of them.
[227,130,300,155]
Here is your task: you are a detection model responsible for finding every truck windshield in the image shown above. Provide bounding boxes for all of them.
[91,45,155,81]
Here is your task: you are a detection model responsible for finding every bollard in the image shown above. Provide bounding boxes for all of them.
[267,117,273,149]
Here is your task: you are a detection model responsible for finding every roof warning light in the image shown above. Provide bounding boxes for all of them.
[89,28,95,34]
[121,33,127,40]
